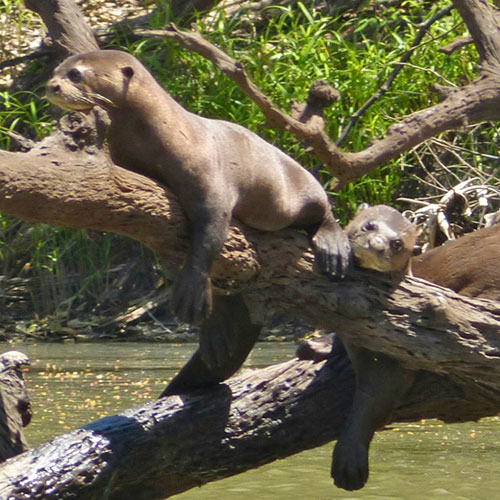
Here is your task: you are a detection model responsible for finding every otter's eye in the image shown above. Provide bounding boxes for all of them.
[362,220,376,232]
[67,68,82,83]
[390,239,403,251]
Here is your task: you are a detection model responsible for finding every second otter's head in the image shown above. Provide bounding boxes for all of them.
[46,50,141,112]
[346,204,419,273]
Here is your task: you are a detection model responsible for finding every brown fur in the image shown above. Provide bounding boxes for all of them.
[300,206,499,491]
[411,224,500,301]
[47,50,350,332]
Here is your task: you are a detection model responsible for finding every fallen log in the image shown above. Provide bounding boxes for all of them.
[0,345,493,500]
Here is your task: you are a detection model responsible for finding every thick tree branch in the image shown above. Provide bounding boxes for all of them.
[453,0,500,65]
[24,0,98,58]
[1,110,499,395]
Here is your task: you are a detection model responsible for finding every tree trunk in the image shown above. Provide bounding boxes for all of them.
[0,351,31,462]
[24,0,98,58]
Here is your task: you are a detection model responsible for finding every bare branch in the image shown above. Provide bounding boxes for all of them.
[24,0,98,57]
[337,4,455,146]
[453,0,500,65]
[137,1,500,187]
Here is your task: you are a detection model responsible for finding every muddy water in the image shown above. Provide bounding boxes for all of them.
[9,342,500,500]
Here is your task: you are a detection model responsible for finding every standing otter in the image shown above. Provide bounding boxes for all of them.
[46,50,350,324]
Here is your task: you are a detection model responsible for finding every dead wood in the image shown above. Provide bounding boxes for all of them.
[24,0,98,58]
[0,351,31,462]
[1,108,499,395]
[0,344,496,500]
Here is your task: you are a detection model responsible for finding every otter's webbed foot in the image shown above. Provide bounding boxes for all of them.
[331,434,369,491]
[311,217,352,279]
[171,265,212,324]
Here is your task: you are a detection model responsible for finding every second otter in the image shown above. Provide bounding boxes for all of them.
[299,204,500,491]
[330,204,419,491]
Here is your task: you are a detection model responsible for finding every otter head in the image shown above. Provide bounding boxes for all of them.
[46,50,138,112]
[346,204,420,273]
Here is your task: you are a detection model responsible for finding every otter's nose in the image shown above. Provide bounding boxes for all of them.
[47,82,61,93]
[369,236,387,252]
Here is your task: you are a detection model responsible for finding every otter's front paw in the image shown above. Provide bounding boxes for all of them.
[312,227,352,279]
[171,266,212,324]
[331,436,369,491]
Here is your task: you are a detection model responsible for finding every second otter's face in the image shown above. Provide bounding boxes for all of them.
[46,50,136,112]
[346,205,419,273]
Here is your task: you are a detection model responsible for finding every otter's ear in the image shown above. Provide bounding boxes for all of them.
[354,202,371,216]
[121,66,134,79]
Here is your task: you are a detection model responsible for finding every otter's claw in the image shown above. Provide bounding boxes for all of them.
[312,225,352,279]
[331,436,369,491]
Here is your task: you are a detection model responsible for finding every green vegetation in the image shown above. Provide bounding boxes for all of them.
[0,0,497,323]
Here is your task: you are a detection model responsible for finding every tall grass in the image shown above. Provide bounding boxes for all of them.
[0,0,494,316]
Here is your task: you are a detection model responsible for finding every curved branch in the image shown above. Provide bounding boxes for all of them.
[138,1,500,187]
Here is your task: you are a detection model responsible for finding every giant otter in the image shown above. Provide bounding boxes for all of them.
[330,204,419,491]
[298,204,500,490]
[46,49,351,327]
[346,204,419,272]
[46,49,351,376]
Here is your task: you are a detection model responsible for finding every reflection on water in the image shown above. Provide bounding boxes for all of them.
[5,342,500,500]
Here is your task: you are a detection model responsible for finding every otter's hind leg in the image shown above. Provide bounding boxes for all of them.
[308,212,351,279]
[160,294,261,397]
[331,341,415,490]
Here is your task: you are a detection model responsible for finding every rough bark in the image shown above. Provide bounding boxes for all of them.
[0,351,31,462]
[0,109,499,395]
[24,0,99,58]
